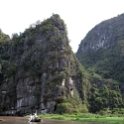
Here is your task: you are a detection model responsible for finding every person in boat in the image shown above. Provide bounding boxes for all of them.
[29,114,34,121]
[34,113,38,119]
[29,113,43,122]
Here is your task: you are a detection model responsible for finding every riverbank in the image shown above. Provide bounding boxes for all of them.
[37,113,124,124]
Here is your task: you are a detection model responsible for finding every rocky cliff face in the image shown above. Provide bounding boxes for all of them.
[76,14,124,112]
[77,14,124,54]
[0,14,89,115]
[77,14,124,82]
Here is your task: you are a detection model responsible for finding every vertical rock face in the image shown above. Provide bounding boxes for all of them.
[0,14,89,114]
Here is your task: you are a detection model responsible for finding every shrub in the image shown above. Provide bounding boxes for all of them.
[56,102,73,114]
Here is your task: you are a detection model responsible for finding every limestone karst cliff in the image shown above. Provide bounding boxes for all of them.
[77,14,124,55]
[2,13,124,115]
[77,14,124,83]
[0,14,89,115]
[77,14,124,112]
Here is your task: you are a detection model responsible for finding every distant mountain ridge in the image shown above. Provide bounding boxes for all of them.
[76,13,124,77]
[77,13,124,54]
[77,13,124,112]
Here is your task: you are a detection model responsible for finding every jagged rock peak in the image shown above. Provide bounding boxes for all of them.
[0,14,89,115]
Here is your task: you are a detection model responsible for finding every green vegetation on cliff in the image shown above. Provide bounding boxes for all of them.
[2,13,124,115]
[77,14,124,113]
[0,14,91,114]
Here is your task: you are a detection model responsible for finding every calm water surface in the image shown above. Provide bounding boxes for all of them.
[0,116,105,124]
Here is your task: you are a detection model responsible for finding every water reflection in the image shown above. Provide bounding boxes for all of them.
[0,116,104,124]
[28,122,37,124]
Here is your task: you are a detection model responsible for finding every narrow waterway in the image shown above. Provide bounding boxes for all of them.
[0,116,105,124]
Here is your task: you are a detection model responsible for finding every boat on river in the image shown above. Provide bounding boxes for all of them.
[29,118,41,122]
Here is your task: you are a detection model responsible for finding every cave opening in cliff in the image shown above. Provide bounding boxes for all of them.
[54,104,57,112]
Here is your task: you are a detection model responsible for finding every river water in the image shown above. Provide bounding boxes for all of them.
[0,116,105,124]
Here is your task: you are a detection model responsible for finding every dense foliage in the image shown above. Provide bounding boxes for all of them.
[0,29,17,111]
[77,14,124,113]
[1,13,124,114]
[0,14,90,114]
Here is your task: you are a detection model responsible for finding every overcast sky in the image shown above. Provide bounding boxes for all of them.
[0,0,124,52]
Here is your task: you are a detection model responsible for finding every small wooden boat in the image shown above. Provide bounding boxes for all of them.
[30,118,41,122]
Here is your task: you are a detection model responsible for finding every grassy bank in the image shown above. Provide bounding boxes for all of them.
[38,113,124,124]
